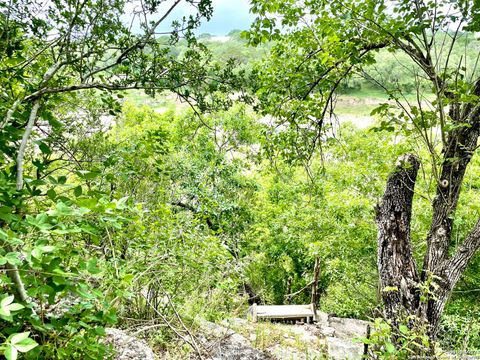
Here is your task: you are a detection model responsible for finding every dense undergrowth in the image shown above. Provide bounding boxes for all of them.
[2,90,480,357]
[2,2,480,356]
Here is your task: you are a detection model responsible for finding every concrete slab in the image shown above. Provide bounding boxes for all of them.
[250,304,316,323]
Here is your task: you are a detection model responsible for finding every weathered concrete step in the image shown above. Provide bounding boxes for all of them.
[250,304,316,323]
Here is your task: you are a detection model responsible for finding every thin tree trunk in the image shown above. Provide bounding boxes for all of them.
[311,257,320,317]
[3,101,41,303]
[418,82,480,336]
[426,216,480,335]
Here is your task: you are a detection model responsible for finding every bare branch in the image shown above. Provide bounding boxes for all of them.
[82,0,182,81]
[0,98,22,131]
[16,100,40,190]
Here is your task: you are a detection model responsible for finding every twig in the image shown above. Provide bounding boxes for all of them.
[165,292,205,359]
[105,227,119,278]
[131,323,167,336]
[311,257,321,316]
[284,280,315,300]
[142,293,204,359]
[5,100,41,304]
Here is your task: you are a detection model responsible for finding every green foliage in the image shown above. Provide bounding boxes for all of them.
[439,314,480,350]
[2,0,480,356]
[244,124,408,316]
[0,330,38,360]
[71,103,259,354]
[359,317,431,359]
[0,295,38,360]
[245,0,480,164]
[0,0,247,356]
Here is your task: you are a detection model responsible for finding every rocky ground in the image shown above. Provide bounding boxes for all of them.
[105,312,368,359]
[202,313,368,360]
[103,314,478,359]
[105,328,156,360]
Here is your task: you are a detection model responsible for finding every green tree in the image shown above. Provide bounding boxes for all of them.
[247,0,480,349]
[0,0,215,295]
[0,0,244,357]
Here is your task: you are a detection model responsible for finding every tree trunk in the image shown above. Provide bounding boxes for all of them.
[311,257,320,317]
[376,154,420,322]
[377,147,480,344]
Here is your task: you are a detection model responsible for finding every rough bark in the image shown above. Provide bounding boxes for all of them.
[422,123,480,277]
[376,154,420,321]
[419,81,480,335]
[378,148,480,340]
[426,217,480,335]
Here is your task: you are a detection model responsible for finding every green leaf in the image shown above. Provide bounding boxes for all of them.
[7,303,24,312]
[14,338,38,353]
[86,258,101,274]
[11,332,30,345]
[47,117,63,130]
[32,244,56,259]
[52,275,68,285]
[38,142,52,155]
[5,252,21,266]
[51,202,74,216]
[95,326,106,335]
[122,273,134,284]
[47,188,57,200]
[116,196,129,209]
[74,185,83,197]
[399,324,408,334]
[0,295,15,316]
[4,345,18,360]
[31,248,43,260]
[76,170,100,180]
[1,295,14,309]
[385,342,396,353]
[39,245,56,253]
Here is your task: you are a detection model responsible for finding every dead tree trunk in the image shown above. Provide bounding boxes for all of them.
[376,154,420,322]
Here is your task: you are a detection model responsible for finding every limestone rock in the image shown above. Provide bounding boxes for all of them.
[326,336,364,360]
[209,340,273,360]
[199,319,272,360]
[322,316,368,359]
[104,328,156,360]
[198,313,369,360]
[328,317,369,340]
[320,326,336,337]
[315,311,329,326]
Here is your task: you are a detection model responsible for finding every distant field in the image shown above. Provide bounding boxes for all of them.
[335,96,379,116]
[124,88,417,129]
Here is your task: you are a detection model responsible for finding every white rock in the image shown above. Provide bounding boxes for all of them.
[320,326,336,337]
[104,328,155,360]
[328,317,369,339]
[326,336,363,360]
